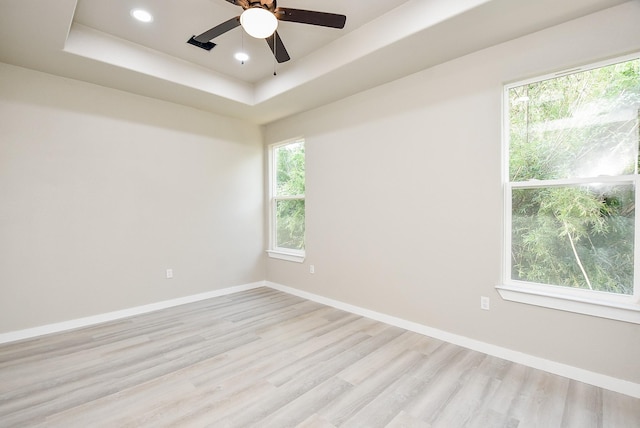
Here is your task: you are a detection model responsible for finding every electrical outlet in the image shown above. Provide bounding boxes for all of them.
[166,268,173,279]
[309,265,315,274]
[480,296,490,310]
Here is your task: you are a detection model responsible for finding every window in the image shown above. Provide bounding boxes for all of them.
[268,139,305,262]
[498,54,640,323]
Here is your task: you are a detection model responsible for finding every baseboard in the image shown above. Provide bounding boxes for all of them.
[266,281,640,399]
[3,280,638,398]
[0,281,265,345]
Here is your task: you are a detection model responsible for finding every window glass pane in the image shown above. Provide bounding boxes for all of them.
[509,58,640,181]
[276,199,305,250]
[275,141,305,196]
[511,184,634,294]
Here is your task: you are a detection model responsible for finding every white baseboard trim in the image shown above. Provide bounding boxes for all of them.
[3,280,638,398]
[0,281,265,345]
[266,281,640,399]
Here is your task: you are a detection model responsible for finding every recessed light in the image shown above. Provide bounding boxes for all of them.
[131,9,153,23]
[235,52,249,62]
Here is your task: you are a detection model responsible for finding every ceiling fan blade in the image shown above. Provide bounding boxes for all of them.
[266,31,290,63]
[193,16,240,43]
[275,8,346,29]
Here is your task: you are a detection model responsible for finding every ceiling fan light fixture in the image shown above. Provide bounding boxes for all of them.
[240,8,278,39]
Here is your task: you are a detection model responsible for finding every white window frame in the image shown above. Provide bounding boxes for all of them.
[267,138,305,263]
[497,53,640,324]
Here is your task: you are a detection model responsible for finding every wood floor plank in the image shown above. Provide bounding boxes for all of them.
[297,414,337,428]
[345,346,489,427]
[515,370,571,428]
[400,345,482,422]
[337,331,439,386]
[259,376,353,428]
[322,350,427,426]
[34,374,197,428]
[0,287,638,427]
[560,381,604,428]
[602,388,640,428]
[386,410,431,428]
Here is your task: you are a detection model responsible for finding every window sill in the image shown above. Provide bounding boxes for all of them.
[496,284,640,324]
[267,250,305,263]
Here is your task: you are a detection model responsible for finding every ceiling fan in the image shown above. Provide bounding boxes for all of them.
[187,0,347,63]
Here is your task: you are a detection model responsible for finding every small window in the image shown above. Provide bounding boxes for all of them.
[499,54,640,323]
[268,139,305,262]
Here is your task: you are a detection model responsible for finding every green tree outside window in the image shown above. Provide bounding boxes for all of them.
[508,58,639,295]
[273,141,305,251]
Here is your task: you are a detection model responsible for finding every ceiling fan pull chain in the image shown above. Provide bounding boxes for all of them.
[241,30,245,65]
[273,36,277,75]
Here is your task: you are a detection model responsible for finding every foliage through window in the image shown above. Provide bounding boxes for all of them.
[505,55,639,301]
[270,139,305,257]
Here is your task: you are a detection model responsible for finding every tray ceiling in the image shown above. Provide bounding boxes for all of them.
[0,0,631,124]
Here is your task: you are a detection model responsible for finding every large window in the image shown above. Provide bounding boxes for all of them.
[268,139,305,262]
[499,54,640,323]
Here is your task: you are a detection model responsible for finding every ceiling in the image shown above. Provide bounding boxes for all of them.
[0,0,631,125]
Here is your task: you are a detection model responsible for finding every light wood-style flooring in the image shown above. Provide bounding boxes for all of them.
[0,287,638,427]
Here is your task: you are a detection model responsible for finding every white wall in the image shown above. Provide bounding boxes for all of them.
[0,64,265,333]
[264,2,640,384]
